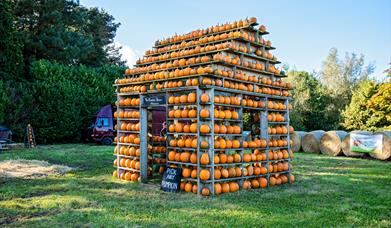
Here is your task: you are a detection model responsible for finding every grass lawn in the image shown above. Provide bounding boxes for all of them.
[0,144,390,227]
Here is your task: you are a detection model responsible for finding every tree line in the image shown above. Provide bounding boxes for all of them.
[288,48,390,132]
[0,0,389,143]
[0,0,124,142]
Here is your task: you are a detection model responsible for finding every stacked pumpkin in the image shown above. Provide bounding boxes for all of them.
[166,90,208,195]
[113,17,295,194]
[117,17,292,98]
[113,97,143,181]
[149,135,167,175]
[212,91,243,193]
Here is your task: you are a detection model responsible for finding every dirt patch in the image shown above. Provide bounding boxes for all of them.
[0,159,73,179]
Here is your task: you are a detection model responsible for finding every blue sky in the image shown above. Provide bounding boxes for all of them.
[82,0,390,80]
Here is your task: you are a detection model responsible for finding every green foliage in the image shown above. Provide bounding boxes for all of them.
[28,60,123,143]
[1,81,35,139]
[13,0,124,68]
[0,80,10,123]
[341,80,378,131]
[287,71,336,131]
[242,113,252,131]
[319,48,374,126]
[342,78,391,131]
[0,0,125,143]
[367,81,391,130]
[0,0,24,81]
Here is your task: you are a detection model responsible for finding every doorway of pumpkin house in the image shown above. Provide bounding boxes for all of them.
[138,93,168,182]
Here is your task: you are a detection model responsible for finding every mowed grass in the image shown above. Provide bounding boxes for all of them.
[0,144,390,227]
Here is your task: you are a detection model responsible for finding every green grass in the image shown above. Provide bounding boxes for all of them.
[0,144,390,227]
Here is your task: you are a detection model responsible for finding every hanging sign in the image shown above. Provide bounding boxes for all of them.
[142,94,166,106]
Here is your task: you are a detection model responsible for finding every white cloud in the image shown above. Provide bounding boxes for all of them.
[114,42,141,67]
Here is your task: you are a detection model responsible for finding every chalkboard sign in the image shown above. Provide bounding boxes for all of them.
[142,94,166,106]
[161,167,182,192]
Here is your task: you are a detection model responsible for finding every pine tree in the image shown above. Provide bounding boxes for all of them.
[0,0,24,81]
[13,0,124,71]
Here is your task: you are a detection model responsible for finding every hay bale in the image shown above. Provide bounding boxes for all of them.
[369,131,391,160]
[341,131,369,158]
[302,130,325,153]
[320,130,348,156]
[291,131,306,152]
[0,159,73,179]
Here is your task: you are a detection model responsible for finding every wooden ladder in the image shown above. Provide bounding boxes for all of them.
[24,124,36,148]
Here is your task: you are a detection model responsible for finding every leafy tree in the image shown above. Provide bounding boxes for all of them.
[0,0,24,81]
[0,0,126,142]
[29,60,123,143]
[342,64,391,131]
[366,80,391,130]
[341,80,378,131]
[13,0,124,71]
[287,71,334,131]
[0,0,31,135]
[79,7,124,66]
[319,48,374,126]
[2,82,35,139]
[0,81,9,123]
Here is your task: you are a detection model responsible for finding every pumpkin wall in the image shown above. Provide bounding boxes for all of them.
[112,17,295,195]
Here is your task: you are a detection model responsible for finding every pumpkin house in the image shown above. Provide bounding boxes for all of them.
[112,17,294,195]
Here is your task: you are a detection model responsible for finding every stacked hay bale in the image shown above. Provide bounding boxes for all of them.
[341,131,371,158]
[301,130,325,153]
[291,131,306,152]
[319,131,348,156]
[368,131,391,160]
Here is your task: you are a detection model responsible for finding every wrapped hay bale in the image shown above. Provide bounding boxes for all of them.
[369,131,391,160]
[291,131,306,152]
[341,131,369,158]
[320,131,348,156]
[302,130,325,153]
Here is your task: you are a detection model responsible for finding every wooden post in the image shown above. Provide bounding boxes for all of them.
[139,100,148,183]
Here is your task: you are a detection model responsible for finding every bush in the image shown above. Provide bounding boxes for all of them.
[287,71,335,131]
[25,60,123,143]
[342,79,391,131]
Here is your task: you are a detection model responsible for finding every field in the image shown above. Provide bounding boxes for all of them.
[0,144,390,227]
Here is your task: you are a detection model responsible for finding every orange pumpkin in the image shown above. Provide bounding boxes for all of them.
[200,153,210,165]
[200,124,210,134]
[200,109,210,118]
[200,93,210,103]
[199,169,210,180]
[187,93,196,103]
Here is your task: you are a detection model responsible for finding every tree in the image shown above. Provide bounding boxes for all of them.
[342,63,391,131]
[319,48,374,127]
[79,7,124,66]
[0,0,30,132]
[366,80,391,130]
[29,60,123,143]
[13,0,124,72]
[287,71,334,131]
[341,80,379,131]
[0,0,24,81]
[0,0,125,142]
